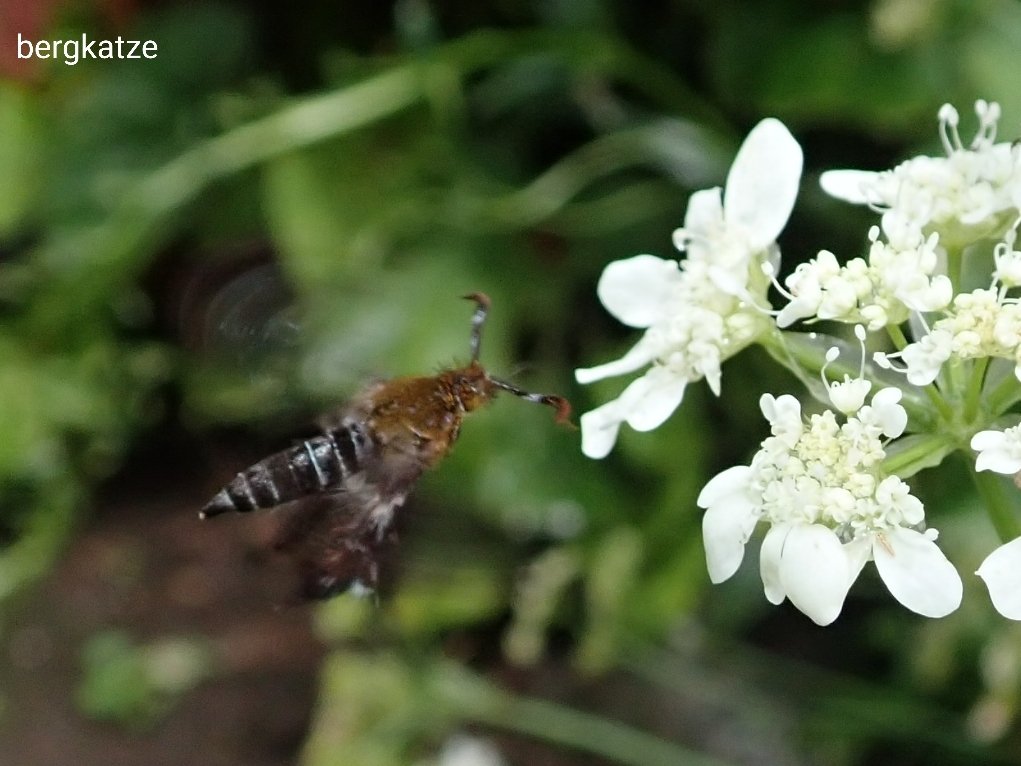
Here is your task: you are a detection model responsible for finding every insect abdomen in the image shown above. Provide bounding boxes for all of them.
[200,421,371,518]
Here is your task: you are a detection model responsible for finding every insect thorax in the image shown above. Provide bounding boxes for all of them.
[364,365,494,464]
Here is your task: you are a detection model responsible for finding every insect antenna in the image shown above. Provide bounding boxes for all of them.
[492,377,573,425]
[462,292,492,363]
[463,291,573,426]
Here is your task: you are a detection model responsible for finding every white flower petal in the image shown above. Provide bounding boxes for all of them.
[974,449,1021,475]
[828,378,871,415]
[971,428,1021,474]
[759,524,789,605]
[978,537,1021,619]
[701,473,759,584]
[777,523,852,626]
[970,429,1007,452]
[577,366,686,457]
[870,387,907,438]
[707,265,746,296]
[724,118,803,251]
[596,255,681,327]
[619,367,685,432]
[776,295,823,328]
[697,465,754,508]
[575,334,658,384]
[873,527,962,618]
[843,536,871,586]
[673,188,723,252]
[759,392,800,423]
[819,169,881,204]
[578,401,624,459]
[759,393,803,447]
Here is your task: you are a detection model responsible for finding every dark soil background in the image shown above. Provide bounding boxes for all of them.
[0,443,325,766]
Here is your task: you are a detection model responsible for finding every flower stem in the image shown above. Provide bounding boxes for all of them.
[946,245,964,293]
[987,368,1021,415]
[963,357,989,422]
[885,323,911,352]
[430,660,728,766]
[969,465,1021,542]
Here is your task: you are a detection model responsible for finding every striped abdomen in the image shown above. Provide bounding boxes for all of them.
[200,421,373,518]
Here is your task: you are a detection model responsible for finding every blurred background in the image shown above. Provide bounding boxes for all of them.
[2,0,1021,764]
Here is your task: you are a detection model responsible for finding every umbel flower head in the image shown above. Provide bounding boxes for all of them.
[698,354,962,626]
[774,224,953,332]
[575,118,803,458]
[874,271,1021,386]
[576,100,1021,623]
[820,100,1021,249]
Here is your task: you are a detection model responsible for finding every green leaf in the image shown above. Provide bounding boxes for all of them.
[882,434,957,480]
[0,84,41,236]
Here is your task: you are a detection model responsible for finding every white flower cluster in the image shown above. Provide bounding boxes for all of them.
[876,285,1021,385]
[577,100,1021,623]
[821,100,1021,245]
[776,225,952,331]
[575,119,803,458]
[699,375,961,625]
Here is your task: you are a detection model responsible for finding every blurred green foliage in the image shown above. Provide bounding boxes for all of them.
[6,0,1021,763]
[77,630,214,728]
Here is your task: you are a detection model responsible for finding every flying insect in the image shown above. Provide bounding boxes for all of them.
[200,293,571,599]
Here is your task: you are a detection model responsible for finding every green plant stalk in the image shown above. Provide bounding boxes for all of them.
[481,125,702,228]
[626,645,996,761]
[760,328,828,397]
[969,464,1021,542]
[946,244,964,296]
[429,661,728,766]
[884,322,910,353]
[986,366,1021,415]
[963,357,989,422]
[59,28,712,285]
[880,435,953,478]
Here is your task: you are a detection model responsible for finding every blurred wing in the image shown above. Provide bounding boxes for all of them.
[204,263,300,366]
[270,448,426,601]
[271,491,402,600]
[174,252,300,367]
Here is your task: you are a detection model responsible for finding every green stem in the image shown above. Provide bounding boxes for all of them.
[946,245,963,293]
[626,645,991,759]
[885,323,911,352]
[880,434,953,478]
[430,661,728,766]
[481,125,698,229]
[57,28,714,284]
[987,368,1021,415]
[969,465,1021,542]
[759,327,826,395]
[964,357,990,422]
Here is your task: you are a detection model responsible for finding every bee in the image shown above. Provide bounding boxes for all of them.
[200,292,571,600]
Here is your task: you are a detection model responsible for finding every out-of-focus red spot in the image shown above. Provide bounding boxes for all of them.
[0,0,58,81]
[0,0,142,81]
